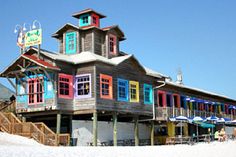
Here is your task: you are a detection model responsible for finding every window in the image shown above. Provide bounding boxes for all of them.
[28,78,44,104]
[117,78,129,101]
[93,16,97,24]
[65,32,77,54]
[58,74,73,99]
[76,74,91,98]
[100,74,113,99]
[109,34,117,54]
[144,84,153,104]
[82,16,89,24]
[129,81,139,102]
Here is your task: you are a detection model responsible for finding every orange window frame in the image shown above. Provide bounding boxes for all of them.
[100,74,113,99]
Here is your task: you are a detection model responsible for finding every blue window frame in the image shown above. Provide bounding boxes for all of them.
[144,84,153,105]
[65,32,77,54]
[117,78,129,101]
[79,14,91,27]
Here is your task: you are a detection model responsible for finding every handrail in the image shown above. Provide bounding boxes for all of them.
[156,107,235,119]
[0,112,11,132]
[3,112,21,124]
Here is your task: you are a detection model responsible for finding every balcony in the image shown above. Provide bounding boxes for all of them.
[155,107,235,120]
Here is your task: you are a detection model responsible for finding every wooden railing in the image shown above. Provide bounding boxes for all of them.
[0,112,70,146]
[0,112,11,132]
[0,101,15,112]
[155,107,236,119]
[12,122,45,144]
[57,134,70,146]
[34,122,57,146]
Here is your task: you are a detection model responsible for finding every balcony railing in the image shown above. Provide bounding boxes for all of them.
[155,107,236,120]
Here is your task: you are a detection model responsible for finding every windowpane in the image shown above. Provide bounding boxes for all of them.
[144,84,152,104]
[129,81,139,102]
[76,74,91,98]
[28,78,44,104]
[100,74,113,99]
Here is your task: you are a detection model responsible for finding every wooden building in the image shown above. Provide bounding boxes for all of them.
[1,8,236,146]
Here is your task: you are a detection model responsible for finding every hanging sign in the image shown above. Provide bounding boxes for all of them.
[24,29,42,47]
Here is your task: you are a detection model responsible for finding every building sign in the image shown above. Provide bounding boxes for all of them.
[24,29,42,47]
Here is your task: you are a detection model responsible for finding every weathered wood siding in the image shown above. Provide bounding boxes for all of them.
[94,30,105,56]
[84,30,92,52]
[95,57,158,116]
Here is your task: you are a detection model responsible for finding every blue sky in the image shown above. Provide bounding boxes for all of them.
[0,0,236,99]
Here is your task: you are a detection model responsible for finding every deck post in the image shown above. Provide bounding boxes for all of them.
[113,112,117,146]
[134,116,139,146]
[151,121,154,145]
[56,113,61,134]
[93,111,98,146]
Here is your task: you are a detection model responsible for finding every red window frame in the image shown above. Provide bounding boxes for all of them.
[91,13,100,27]
[58,73,73,99]
[100,74,113,99]
[109,34,117,55]
[157,90,166,107]
[28,77,44,105]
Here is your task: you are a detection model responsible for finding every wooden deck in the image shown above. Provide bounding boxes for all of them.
[0,112,70,146]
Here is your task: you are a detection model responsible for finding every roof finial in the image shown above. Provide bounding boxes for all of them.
[176,68,183,85]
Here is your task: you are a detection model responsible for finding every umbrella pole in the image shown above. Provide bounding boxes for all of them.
[180,120,183,144]
[197,125,199,142]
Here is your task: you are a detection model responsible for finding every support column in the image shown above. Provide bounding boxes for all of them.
[134,116,139,146]
[150,121,155,145]
[56,113,61,134]
[167,122,175,137]
[113,112,118,146]
[93,111,98,146]
[69,115,73,135]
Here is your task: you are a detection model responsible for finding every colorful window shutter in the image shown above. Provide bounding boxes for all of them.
[143,84,153,105]
[65,32,77,54]
[58,73,73,99]
[117,78,129,101]
[100,74,113,99]
[129,81,139,102]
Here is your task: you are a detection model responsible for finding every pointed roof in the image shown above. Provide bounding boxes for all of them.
[52,23,79,38]
[102,25,125,39]
[0,48,60,78]
[72,8,106,19]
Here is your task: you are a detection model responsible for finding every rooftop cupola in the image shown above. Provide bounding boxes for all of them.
[72,8,106,28]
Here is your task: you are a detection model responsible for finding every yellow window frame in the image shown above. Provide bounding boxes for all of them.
[129,81,139,102]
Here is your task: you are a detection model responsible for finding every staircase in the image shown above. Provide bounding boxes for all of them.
[0,101,15,112]
[0,112,70,146]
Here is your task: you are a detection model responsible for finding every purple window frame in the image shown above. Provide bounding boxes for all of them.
[75,74,92,99]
